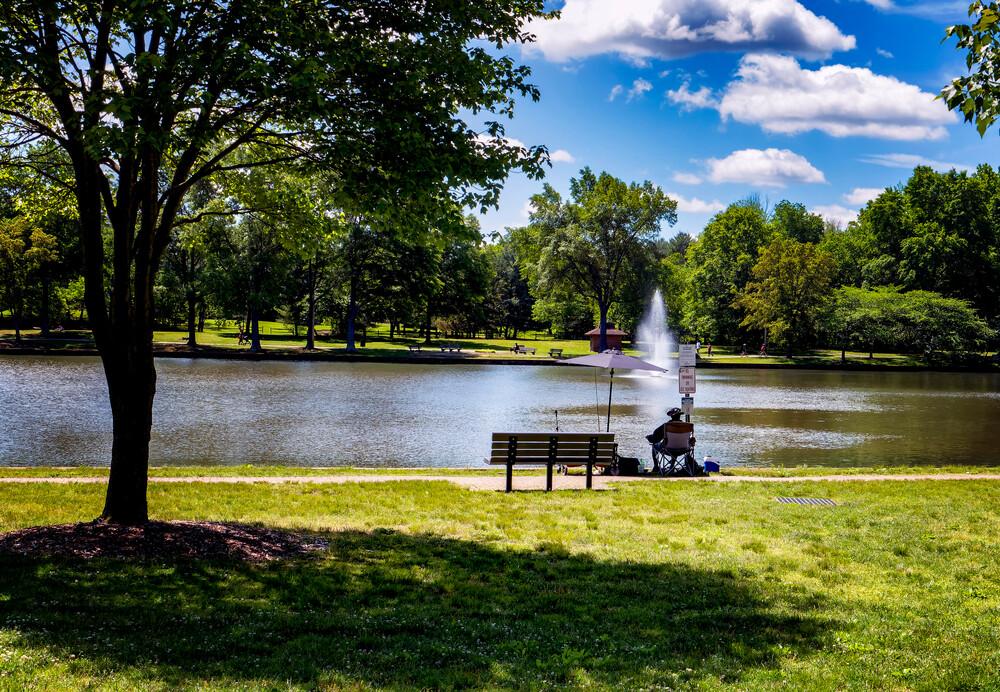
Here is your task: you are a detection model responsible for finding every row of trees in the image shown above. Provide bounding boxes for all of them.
[5,163,999,361]
[0,168,536,350]
[679,165,999,357]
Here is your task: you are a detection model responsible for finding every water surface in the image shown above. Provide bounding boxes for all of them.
[1,356,998,468]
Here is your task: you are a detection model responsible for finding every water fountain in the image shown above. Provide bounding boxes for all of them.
[636,288,674,372]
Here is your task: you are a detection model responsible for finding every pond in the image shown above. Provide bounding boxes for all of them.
[1,356,999,468]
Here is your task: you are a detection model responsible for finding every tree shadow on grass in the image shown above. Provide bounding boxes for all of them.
[0,528,834,688]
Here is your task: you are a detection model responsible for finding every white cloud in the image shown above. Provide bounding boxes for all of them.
[711,54,956,140]
[526,0,855,63]
[666,83,718,111]
[843,187,883,205]
[864,1,968,21]
[668,193,725,214]
[550,149,576,163]
[812,204,858,227]
[520,199,536,218]
[608,84,624,102]
[706,148,826,187]
[672,172,703,185]
[859,153,972,172]
[876,47,894,58]
[627,78,654,101]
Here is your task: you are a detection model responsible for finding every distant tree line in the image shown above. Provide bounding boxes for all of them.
[2,164,998,359]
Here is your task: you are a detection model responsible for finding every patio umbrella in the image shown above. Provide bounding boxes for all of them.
[561,349,666,432]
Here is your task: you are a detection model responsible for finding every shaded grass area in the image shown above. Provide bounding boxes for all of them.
[1,479,999,689]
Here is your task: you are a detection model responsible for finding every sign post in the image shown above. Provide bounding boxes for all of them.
[678,343,697,422]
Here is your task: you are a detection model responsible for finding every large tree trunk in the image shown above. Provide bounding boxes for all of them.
[249,265,262,352]
[100,342,155,524]
[186,291,197,347]
[10,286,22,342]
[186,252,197,347]
[249,302,262,352]
[40,274,51,337]
[345,277,358,352]
[424,303,433,345]
[597,302,609,352]
[305,261,316,351]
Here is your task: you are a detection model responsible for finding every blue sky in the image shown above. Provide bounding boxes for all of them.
[477,0,1000,239]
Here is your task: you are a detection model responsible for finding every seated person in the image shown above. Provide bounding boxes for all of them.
[646,407,698,474]
[646,408,695,450]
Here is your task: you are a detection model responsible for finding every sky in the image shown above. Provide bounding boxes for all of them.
[477,0,1000,239]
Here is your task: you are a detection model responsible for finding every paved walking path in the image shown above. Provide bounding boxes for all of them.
[2,473,1000,491]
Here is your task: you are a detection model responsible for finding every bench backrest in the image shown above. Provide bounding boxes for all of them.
[489,432,616,466]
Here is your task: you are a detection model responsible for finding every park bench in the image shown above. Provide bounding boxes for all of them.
[548,348,563,359]
[512,345,536,355]
[486,432,617,492]
[407,344,422,353]
[439,344,463,352]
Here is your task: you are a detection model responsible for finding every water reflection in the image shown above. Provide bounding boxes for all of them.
[0,356,998,468]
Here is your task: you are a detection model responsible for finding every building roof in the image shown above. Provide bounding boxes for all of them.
[585,326,627,336]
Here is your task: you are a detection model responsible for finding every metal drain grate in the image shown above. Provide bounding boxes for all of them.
[776,497,837,507]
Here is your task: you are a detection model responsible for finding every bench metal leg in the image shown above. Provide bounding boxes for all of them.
[506,462,513,493]
[546,463,553,491]
[587,435,597,489]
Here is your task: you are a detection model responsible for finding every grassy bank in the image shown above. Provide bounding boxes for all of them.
[4,324,981,369]
[1,477,998,689]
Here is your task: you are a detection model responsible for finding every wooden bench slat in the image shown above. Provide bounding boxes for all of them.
[491,432,615,442]
[490,445,618,457]
[488,450,616,461]
[487,456,614,465]
[490,439,617,447]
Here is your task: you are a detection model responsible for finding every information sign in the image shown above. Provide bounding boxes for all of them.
[678,343,697,368]
[680,396,694,415]
[678,366,696,394]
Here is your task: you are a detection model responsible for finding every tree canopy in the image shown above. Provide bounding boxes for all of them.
[522,167,677,350]
[0,0,553,523]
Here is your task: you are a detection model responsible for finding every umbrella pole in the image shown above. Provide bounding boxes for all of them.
[606,368,614,433]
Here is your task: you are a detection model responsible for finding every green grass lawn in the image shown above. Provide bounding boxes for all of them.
[152,322,614,359]
[1,476,998,689]
[3,324,992,368]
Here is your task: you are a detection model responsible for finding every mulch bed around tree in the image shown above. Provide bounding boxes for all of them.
[0,520,329,562]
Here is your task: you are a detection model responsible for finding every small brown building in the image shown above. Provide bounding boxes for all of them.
[585,324,627,352]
